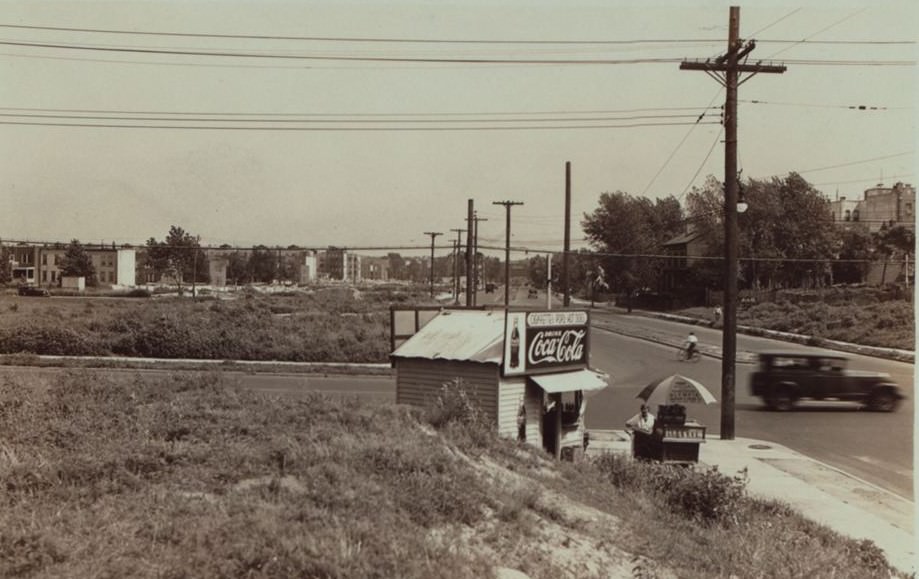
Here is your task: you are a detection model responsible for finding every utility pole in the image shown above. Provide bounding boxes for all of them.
[450,228,465,304]
[681,6,785,440]
[466,200,474,307]
[472,212,488,306]
[546,253,553,310]
[423,232,442,299]
[563,162,571,307]
[493,200,524,307]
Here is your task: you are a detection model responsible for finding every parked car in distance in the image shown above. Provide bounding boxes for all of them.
[17,285,50,297]
[485,283,497,293]
[750,352,903,412]
[527,288,538,299]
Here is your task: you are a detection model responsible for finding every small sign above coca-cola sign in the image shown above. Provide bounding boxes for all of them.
[502,310,590,376]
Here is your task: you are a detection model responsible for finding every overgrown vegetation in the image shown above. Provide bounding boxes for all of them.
[678,289,914,350]
[0,286,433,363]
[0,372,903,578]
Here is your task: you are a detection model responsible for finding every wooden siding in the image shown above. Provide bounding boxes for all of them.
[395,359,500,423]
[496,376,525,439]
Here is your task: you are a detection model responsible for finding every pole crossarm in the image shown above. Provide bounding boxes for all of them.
[679,6,785,441]
[492,200,524,307]
[679,59,786,74]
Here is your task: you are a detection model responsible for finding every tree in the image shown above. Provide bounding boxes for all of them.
[387,253,406,280]
[59,239,96,284]
[832,227,873,284]
[226,251,250,285]
[248,245,276,283]
[0,244,11,284]
[145,226,208,287]
[874,225,914,285]
[581,192,682,294]
[686,173,837,289]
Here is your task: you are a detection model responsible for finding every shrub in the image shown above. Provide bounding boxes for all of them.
[595,454,750,526]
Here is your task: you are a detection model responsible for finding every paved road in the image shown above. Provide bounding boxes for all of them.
[584,312,914,500]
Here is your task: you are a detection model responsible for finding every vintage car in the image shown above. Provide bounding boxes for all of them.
[17,285,50,297]
[749,352,903,412]
[527,288,538,299]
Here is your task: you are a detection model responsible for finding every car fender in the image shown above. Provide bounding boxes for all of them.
[871,383,904,399]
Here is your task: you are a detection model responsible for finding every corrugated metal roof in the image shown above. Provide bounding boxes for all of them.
[391,309,505,364]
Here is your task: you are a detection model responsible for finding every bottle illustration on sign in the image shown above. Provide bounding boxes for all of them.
[509,318,520,368]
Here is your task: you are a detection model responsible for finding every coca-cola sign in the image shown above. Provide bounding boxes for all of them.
[527,328,586,367]
[503,310,590,376]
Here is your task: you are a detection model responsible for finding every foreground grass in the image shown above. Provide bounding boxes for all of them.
[0,372,903,578]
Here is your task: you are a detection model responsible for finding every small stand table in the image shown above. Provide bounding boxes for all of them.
[632,420,706,464]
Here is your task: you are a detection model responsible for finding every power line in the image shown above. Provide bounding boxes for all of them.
[0,111,707,124]
[641,90,723,196]
[0,39,913,66]
[678,126,725,200]
[2,22,912,46]
[741,99,910,111]
[797,151,914,174]
[0,119,721,131]
[0,23,724,45]
[0,104,717,117]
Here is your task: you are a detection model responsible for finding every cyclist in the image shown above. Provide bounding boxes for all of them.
[683,332,699,360]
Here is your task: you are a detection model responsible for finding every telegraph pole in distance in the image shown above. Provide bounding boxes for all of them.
[472,212,488,306]
[465,200,474,307]
[681,6,785,440]
[493,200,523,307]
[423,231,442,299]
[563,162,571,307]
[450,228,465,304]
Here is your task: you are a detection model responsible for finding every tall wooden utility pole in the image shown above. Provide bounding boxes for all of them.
[493,200,524,307]
[681,6,785,440]
[423,231,442,299]
[450,228,465,304]
[472,212,488,306]
[563,162,571,307]
[465,200,474,307]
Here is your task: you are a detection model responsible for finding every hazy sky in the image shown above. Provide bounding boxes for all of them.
[1,1,916,258]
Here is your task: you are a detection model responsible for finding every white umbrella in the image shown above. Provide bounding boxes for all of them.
[636,374,718,407]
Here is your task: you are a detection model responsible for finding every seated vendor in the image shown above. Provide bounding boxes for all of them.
[625,404,655,433]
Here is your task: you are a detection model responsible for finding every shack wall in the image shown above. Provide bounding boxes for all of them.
[395,358,500,424]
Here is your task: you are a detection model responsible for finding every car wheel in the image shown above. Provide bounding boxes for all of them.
[768,386,795,411]
[867,390,899,412]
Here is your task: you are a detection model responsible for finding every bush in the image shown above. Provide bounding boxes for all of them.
[595,454,749,526]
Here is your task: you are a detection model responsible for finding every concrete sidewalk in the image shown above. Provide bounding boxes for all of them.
[586,430,916,575]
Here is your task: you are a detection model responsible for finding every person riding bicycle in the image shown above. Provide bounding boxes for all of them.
[684,332,699,359]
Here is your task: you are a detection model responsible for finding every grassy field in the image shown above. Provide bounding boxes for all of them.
[0,285,433,364]
[677,296,913,351]
[0,371,902,579]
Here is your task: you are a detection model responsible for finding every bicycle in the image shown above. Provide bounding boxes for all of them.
[676,345,701,362]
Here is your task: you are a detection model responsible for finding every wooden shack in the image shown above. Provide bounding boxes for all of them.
[390,307,608,459]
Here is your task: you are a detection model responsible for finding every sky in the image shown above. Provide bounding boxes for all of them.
[1,1,916,259]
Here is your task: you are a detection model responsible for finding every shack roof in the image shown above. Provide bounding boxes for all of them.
[391,309,505,364]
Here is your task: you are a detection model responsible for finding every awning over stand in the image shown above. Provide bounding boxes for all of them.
[529,369,609,394]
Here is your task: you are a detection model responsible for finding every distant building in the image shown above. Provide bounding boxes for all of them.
[7,243,136,288]
[361,256,390,281]
[660,229,707,292]
[320,247,362,282]
[39,245,136,287]
[829,182,915,233]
